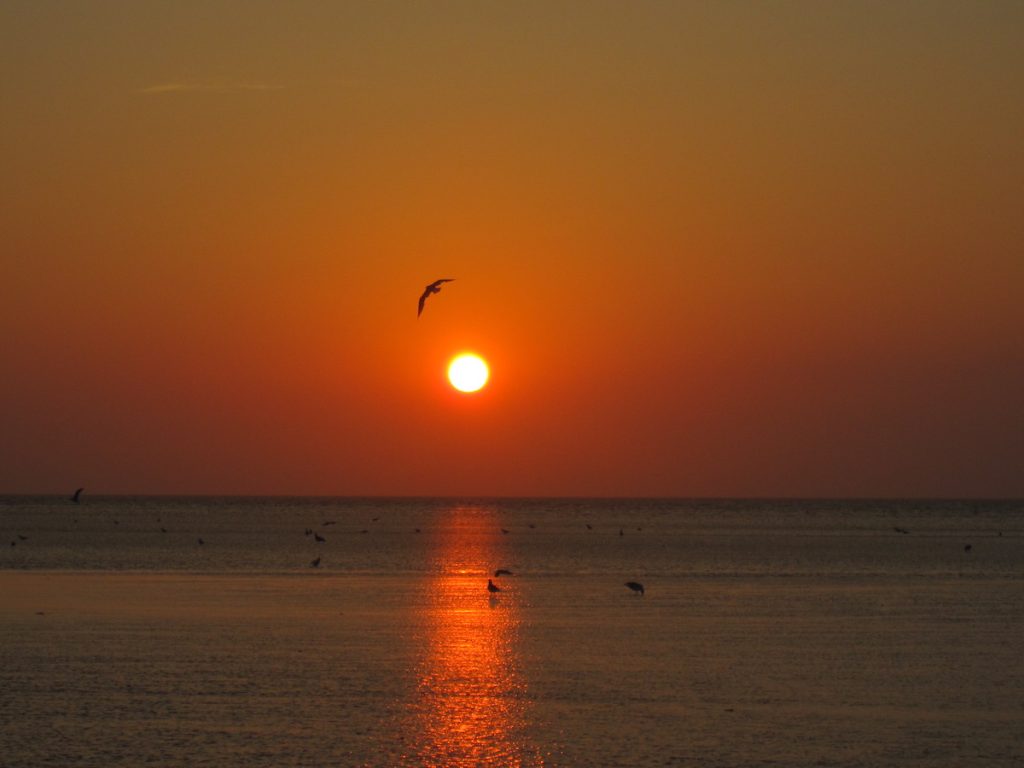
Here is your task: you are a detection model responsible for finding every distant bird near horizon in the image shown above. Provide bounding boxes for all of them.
[487,579,501,593]
[417,278,455,317]
[625,581,645,595]
[494,569,513,577]
[311,556,321,568]
[314,533,326,543]
[964,544,973,552]
[893,527,910,534]
[71,488,84,503]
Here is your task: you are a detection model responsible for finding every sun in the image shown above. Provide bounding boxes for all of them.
[447,353,489,393]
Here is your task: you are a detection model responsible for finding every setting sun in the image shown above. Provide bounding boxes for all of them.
[447,353,489,393]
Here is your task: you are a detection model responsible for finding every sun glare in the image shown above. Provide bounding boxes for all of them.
[447,353,489,393]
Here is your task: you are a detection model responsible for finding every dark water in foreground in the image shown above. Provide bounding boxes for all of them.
[2,497,1022,766]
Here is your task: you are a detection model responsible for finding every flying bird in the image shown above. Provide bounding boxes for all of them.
[314,533,326,543]
[71,488,84,503]
[487,579,501,593]
[624,581,645,595]
[417,278,455,317]
[494,569,514,577]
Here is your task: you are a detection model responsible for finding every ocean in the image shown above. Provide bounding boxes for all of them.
[2,496,1021,766]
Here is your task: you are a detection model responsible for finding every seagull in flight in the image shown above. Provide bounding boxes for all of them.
[418,278,455,317]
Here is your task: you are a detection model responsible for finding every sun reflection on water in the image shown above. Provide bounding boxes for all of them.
[407,505,542,767]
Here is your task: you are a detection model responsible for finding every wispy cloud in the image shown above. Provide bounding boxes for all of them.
[139,80,285,95]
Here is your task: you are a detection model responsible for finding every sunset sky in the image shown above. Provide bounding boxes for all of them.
[3,1,1022,497]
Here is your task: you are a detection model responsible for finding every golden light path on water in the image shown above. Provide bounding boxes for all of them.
[404,504,542,767]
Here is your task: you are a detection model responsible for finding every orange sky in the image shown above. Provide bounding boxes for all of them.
[2,2,1022,496]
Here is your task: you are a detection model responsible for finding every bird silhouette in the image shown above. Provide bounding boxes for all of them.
[314,533,326,543]
[417,278,455,317]
[71,488,84,503]
[494,569,514,577]
[311,556,321,568]
[625,581,645,595]
[487,579,501,593]
[197,538,204,546]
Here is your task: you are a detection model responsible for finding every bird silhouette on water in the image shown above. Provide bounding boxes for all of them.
[417,278,455,317]
[71,488,84,503]
[314,532,326,543]
[625,581,645,595]
[311,556,321,568]
[487,579,501,593]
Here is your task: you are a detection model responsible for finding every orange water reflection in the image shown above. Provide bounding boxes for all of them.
[409,505,542,767]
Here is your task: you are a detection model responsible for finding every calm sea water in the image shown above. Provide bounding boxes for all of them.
[2,496,1022,766]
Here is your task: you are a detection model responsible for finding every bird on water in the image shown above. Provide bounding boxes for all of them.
[71,488,84,503]
[417,278,455,317]
[487,579,501,593]
[311,556,321,568]
[625,581,645,595]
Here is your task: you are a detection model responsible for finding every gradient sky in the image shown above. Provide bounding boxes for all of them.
[3,1,1022,497]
